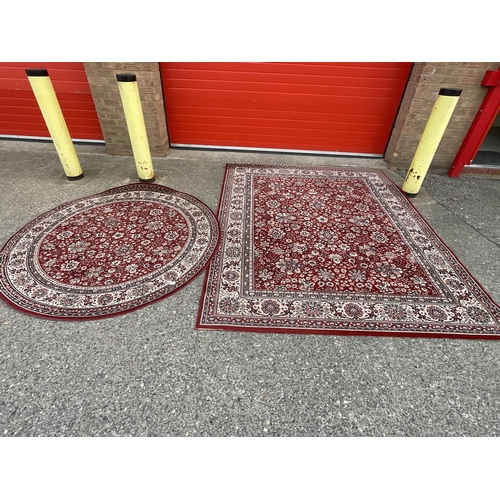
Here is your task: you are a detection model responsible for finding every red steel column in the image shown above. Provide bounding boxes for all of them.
[448,68,500,178]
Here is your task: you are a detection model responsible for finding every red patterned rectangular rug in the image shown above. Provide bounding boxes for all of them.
[196,164,500,339]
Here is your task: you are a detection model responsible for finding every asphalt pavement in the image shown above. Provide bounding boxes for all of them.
[1,140,499,437]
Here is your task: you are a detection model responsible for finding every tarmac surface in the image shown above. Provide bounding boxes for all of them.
[0,140,499,437]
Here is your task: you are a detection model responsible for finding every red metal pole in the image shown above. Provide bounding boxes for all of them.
[448,68,500,178]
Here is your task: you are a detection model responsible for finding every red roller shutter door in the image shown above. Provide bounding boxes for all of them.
[160,62,412,156]
[0,62,104,141]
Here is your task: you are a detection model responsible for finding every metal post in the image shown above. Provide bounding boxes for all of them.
[116,74,155,182]
[25,69,84,180]
[402,88,462,197]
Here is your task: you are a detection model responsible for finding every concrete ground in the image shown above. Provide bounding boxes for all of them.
[0,140,499,437]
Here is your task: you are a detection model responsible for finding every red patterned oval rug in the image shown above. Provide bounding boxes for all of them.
[196,164,500,340]
[0,183,219,320]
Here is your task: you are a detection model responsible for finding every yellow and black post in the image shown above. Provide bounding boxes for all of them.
[116,74,155,182]
[402,88,462,197]
[25,69,84,180]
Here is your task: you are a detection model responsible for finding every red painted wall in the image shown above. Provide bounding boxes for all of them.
[160,62,413,155]
[0,62,103,140]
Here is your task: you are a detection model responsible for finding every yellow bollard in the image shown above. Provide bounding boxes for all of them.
[402,88,462,197]
[26,69,84,180]
[116,74,155,182]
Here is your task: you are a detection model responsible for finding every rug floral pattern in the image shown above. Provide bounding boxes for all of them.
[0,183,219,320]
[197,164,500,339]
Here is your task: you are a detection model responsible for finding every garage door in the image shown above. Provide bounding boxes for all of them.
[0,62,103,141]
[160,62,413,156]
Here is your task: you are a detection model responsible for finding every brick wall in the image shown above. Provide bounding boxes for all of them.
[84,63,169,156]
[385,62,500,172]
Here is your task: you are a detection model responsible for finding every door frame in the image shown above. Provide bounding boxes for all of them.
[449,67,500,177]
